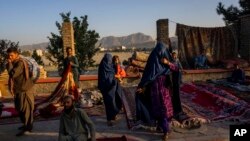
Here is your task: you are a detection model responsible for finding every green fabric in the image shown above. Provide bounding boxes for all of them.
[59,108,95,141]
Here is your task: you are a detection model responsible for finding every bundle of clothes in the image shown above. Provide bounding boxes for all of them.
[125,52,149,77]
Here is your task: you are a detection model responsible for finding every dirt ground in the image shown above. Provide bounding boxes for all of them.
[0,113,230,141]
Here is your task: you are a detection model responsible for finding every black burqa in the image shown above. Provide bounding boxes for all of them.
[98,53,122,121]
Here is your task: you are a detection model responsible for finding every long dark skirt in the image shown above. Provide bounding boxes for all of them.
[151,75,173,133]
[172,71,183,115]
[135,86,153,125]
[101,81,122,121]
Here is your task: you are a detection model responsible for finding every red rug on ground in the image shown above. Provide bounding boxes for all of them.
[180,83,250,120]
[121,86,208,129]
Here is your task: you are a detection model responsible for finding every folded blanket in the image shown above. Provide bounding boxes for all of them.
[125,66,141,77]
[132,52,149,62]
[131,59,146,69]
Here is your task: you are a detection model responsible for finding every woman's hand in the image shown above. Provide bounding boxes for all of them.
[136,88,144,94]
[115,74,120,78]
[7,59,12,63]
[161,58,170,65]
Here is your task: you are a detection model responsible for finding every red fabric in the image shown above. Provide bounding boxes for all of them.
[180,83,250,120]
[116,65,126,78]
[38,104,60,118]
[0,107,18,118]
[35,64,79,116]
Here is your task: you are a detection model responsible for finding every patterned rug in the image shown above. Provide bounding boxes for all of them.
[121,87,137,129]
[216,85,250,103]
[208,79,250,92]
[206,80,250,103]
[121,83,250,129]
[180,83,250,121]
[0,102,105,125]
[121,86,209,129]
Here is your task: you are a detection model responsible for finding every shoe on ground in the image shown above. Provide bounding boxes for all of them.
[112,115,118,121]
[107,121,114,127]
[18,125,25,130]
[162,133,170,141]
[19,125,33,132]
[16,130,26,136]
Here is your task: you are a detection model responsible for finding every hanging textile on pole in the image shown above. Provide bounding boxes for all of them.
[176,24,237,69]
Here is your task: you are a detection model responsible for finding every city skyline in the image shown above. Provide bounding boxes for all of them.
[0,0,239,45]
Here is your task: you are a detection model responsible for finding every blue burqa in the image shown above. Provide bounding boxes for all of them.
[98,53,122,121]
[136,42,172,124]
[138,42,172,88]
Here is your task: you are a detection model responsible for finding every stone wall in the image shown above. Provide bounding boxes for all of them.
[1,68,250,98]
[156,19,169,45]
[240,15,250,62]
[0,76,140,97]
[62,22,75,57]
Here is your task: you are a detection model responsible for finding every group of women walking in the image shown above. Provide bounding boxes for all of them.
[98,41,185,141]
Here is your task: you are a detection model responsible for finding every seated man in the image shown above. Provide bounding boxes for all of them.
[228,64,246,84]
[59,95,95,141]
[194,49,209,69]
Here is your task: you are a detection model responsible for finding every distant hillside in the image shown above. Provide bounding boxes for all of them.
[19,33,157,50]
[20,42,49,51]
[98,32,154,48]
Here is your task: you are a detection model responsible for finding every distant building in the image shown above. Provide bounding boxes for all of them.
[35,49,43,56]
[121,45,127,50]
[99,47,107,52]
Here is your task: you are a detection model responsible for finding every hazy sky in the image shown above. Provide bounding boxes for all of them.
[0,0,239,45]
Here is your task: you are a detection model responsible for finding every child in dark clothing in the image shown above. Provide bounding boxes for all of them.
[171,52,186,120]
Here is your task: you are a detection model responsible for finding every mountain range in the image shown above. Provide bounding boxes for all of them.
[97,32,154,48]
[20,32,156,50]
[20,42,49,51]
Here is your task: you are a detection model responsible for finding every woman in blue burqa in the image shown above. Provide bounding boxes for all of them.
[98,53,123,126]
[136,41,177,140]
